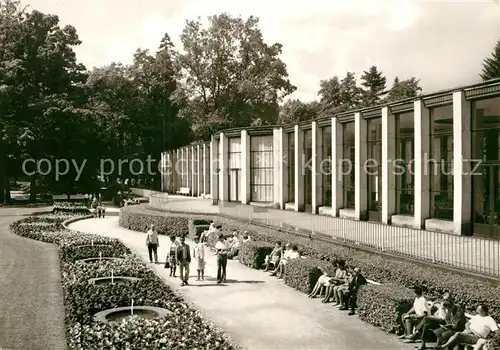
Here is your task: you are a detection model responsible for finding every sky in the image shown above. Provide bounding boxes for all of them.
[30,0,500,101]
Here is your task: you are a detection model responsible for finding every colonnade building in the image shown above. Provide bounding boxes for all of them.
[160,79,500,239]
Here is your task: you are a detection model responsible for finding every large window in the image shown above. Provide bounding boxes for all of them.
[395,111,415,215]
[287,132,295,202]
[250,135,273,202]
[321,126,332,206]
[429,104,454,220]
[215,140,220,200]
[304,129,313,211]
[228,138,241,202]
[367,118,382,219]
[472,96,500,238]
[342,122,355,209]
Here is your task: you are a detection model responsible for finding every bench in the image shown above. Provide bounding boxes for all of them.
[175,187,190,196]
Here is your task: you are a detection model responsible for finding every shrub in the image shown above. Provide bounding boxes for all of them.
[119,207,189,237]
[238,241,274,269]
[357,284,414,334]
[486,330,500,350]
[14,214,241,350]
[53,202,90,215]
[283,258,333,294]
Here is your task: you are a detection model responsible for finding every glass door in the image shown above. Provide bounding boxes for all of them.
[228,169,240,202]
[473,164,500,239]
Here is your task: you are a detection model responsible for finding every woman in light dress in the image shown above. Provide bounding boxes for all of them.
[193,236,206,280]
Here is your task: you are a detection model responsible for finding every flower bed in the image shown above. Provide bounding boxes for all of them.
[357,284,414,334]
[53,202,90,214]
[238,241,274,269]
[119,206,189,237]
[12,214,241,350]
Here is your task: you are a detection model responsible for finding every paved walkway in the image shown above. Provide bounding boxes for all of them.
[0,207,66,350]
[69,217,414,350]
[149,196,500,277]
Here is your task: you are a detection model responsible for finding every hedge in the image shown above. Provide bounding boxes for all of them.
[357,284,414,334]
[12,214,241,350]
[119,206,189,237]
[223,225,500,321]
[53,202,90,215]
[238,241,274,269]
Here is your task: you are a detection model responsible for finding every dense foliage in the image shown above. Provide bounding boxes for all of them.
[10,214,240,349]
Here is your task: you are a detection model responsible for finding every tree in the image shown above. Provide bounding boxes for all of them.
[480,39,500,81]
[318,72,363,114]
[360,66,386,106]
[175,14,296,139]
[277,99,319,125]
[385,77,422,102]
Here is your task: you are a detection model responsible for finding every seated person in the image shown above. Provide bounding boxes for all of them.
[439,304,498,350]
[339,267,367,315]
[431,300,466,350]
[270,243,291,276]
[264,241,283,272]
[200,223,220,243]
[228,232,240,259]
[308,260,339,298]
[405,292,452,345]
[399,286,430,339]
[272,244,299,278]
[321,260,348,303]
[242,231,251,243]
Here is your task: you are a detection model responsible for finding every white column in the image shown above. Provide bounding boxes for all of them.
[331,118,343,216]
[414,100,430,229]
[294,125,305,211]
[453,91,472,235]
[196,144,202,196]
[355,112,368,220]
[241,129,251,204]
[273,128,283,206]
[281,128,289,209]
[180,148,185,189]
[382,107,396,224]
[210,136,218,199]
[219,133,229,201]
[190,146,196,196]
[311,121,323,214]
[174,149,179,192]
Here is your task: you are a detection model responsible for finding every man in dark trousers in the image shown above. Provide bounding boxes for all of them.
[176,236,191,286]
[339,267,367,315]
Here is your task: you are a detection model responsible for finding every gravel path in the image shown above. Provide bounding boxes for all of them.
[0,207,67,350]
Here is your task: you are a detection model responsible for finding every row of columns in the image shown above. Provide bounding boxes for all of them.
[163,91,471,235]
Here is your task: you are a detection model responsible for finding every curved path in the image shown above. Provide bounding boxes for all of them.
[70,216,415,350]
[0,207,67,350]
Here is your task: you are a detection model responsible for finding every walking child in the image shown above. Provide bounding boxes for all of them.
[193,236,206,280]
[145,224,159,263]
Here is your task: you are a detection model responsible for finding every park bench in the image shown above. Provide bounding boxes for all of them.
[176,187,190,196]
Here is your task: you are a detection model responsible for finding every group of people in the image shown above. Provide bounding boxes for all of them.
[307,259,367,316]
[145,222,252,285]
[263,242,300,278]
[399,287,498,350]
[90,196,106,218]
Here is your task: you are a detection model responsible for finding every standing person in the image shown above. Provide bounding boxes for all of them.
[146,224,159,263]
[176,236,191,286]
[215,234,229,284]
[193,236,206,280]
[165,236,178,277]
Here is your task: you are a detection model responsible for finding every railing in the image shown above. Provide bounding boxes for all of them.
[149,194,500,278]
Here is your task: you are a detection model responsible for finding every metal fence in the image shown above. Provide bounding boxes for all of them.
[149,194,500,278]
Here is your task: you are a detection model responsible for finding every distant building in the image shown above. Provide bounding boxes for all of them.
[161,79,500,239]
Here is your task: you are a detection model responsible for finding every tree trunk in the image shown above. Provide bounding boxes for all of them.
[29,178,37,202]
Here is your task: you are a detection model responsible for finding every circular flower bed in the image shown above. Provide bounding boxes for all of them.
[12,214,241,350]
[88,276,141,285]
[93,306,172,324]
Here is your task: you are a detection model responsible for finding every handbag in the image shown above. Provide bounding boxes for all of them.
[164,261,170,269]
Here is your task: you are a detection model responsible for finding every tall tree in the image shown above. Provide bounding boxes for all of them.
[360,66,386,106]
[175,13,296,139]
[318,72,363,114]
[385,77,422,102]
[277,99,319,125]
[480,39,500,81]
